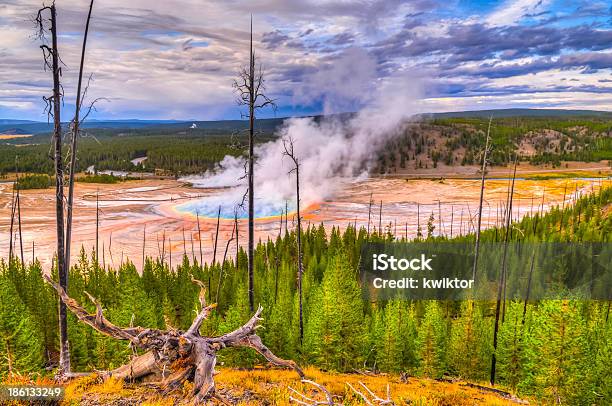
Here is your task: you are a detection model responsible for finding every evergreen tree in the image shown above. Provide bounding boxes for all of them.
[377,299,417,372]
[416,301,447,378]
[531,300,591,405]
[0,274,44,377]
[448,301,491,381]
[312,252,365,371]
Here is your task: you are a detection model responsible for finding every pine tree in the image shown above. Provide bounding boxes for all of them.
[531,300,591,405]
[0,274,44,377]
[377,299,417,372]
[427,213,436,239]
[416,301,447,378]
[495,301,532,391]
[448,301,491,381]
[313,252,365,371]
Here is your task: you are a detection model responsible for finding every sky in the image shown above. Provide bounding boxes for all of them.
[0,0,610,121]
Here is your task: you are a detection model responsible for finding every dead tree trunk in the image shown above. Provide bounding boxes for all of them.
[472,117,492,281]
[378,200,382,235]
[196,212,203,266]
[17,189,24,265]
[216,225,236,305]
[43,275,303,403]
[211,206,221,302]
[233,16,276,312]
[490,154,518,386]
[65,0,95,275]
[37,3,70,375]
[95,190,99,264]
[559,181,568,233]
[142,224,146,268]
[283,137,303,342]
[367,192,373,235]
[8,186,16,262]
[234,210,239,262]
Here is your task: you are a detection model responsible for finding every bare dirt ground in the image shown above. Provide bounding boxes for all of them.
[387,160,610,179]
[0,167,609,271]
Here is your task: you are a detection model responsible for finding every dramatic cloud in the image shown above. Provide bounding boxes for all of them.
[0,0,610,120]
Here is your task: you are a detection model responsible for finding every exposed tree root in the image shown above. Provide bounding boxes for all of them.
[44,275,304,403]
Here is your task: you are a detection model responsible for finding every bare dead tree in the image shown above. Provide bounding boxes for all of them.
[8,185,16,262]
[450,206,454,238]
[502,157,519,321]
[190,230,195,264]
[43,275,303,403]
[161,230,166,263]
[169,236,173,270]
[233,16,276,311]
[416,202,421,239]
[559,181,568,233]
[65,0,95,277]
[210,206,221,302]
[142,224,146,269]
[95,190,99,264]
[367,192,373,235]
[283,136,304,342]
[285,200,289,236]
[378,200,382,234]
[472,117,492,282]
[17,189,24,265]
[212,206,220,265]
[37,2,70,376]
[234,209,239,262]
[216,224,236,305]
[490,153,518,385]
[522,252,536,326]
[196,211,203,266]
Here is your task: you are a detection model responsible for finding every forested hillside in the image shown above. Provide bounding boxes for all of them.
[376,116,612,173]
[2,115,610,178]
[0,129,275,176]
[1,185,610,404]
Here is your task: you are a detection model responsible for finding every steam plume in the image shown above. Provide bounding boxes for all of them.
[180,59,423,218]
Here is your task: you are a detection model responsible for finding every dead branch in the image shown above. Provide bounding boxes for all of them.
[346,381,395,405]
[43,275,303,403]
[289,379,340,405]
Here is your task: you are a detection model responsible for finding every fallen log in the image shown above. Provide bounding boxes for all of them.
[44,275,304,403]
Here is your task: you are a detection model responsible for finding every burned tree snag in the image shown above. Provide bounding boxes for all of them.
[66,0,95,274]
[43,275,303,403]
[8,186,16,262]
[17,189,24,265]
[196,211,203,266]
[472,116,492,282]
[233,16,276,312]
[283,136,304,342]
[37,3,70,376]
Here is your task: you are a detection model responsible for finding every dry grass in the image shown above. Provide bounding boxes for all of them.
[56,367,528,405]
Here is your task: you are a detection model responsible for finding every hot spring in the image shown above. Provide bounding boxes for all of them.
[175,189,296,219]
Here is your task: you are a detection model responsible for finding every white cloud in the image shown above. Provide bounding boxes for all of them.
[486,0,552,27]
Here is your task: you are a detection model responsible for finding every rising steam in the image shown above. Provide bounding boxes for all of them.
[178,53,424,219]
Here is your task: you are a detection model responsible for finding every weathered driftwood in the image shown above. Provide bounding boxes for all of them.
[44,275,304,403]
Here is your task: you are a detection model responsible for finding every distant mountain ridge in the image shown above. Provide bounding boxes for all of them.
[428,108,612,118]
[2,108,610,135]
